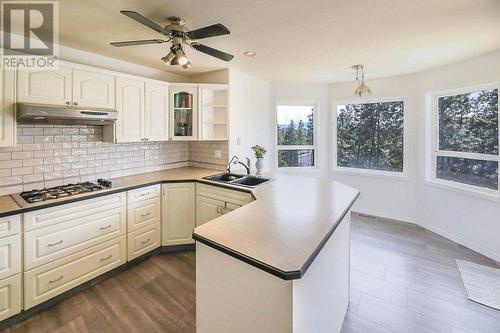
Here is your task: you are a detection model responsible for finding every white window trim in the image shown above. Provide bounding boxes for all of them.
[331,96,409,179]
[275,100,319,172]
[426,82,500,198]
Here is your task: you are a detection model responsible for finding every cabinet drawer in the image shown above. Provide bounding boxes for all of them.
[127,185,160,204]
[24,236,126,309]
[0,234,20,280]
[0,274,21,321]
[25,206,126,270]
[24,192,126,231]
[197,183,252,206]
[127,223,160,261]
[127,197,161,232]
[0,215,20,238]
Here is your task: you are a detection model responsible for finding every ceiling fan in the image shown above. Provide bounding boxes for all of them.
[110,10,234,69]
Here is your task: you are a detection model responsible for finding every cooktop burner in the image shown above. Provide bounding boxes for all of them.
[18,179,112,204]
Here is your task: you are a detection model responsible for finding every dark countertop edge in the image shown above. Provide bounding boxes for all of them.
[193,190,360,281]
[0,177,254,218]
[192,233,302,280]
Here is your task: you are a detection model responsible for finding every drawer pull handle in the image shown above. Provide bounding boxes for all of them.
[100,224,112,230]
[139,192,150,197]
[140,212,150,217]
[141,238,151,245]
[100,254,112,261]
[49,275,63,283]
[48,240,63,247]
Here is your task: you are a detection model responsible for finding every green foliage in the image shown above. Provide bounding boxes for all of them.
[436,89,498,189]
[336,101,404,172]
[277,110,314,167]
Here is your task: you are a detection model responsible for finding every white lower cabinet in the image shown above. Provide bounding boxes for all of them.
[127,197,161,232]
[0,274,21,321]
[196,195,225,227]
[0,234,21,281]
[162,183,196,246]
[127,224,161,261]
[24,236,126,309]
[24,206,126,270]
[195,184,251,226]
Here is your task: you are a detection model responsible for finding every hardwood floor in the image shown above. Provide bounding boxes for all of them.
[4,215,500,333]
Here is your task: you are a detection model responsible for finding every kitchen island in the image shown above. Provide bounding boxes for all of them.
[193,175,359,333]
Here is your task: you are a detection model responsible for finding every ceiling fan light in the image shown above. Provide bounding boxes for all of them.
[182,61,192,69]
[161,51,175,65]
[174,49,188,65]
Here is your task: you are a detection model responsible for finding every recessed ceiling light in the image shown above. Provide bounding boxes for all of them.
[243,51,256,57]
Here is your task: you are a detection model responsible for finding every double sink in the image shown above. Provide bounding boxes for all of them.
[203,173,271,187]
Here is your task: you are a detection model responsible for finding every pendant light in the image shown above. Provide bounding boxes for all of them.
[352,64,371,97]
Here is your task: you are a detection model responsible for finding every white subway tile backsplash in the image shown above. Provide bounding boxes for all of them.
[0,125,227,195]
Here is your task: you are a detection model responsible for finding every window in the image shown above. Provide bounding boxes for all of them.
[276,103,316,168]
[431,85,499,193]
[334,99,406,175]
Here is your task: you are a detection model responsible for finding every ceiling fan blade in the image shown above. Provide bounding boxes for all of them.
[120,10,170,36]
[110,39,167,47]
[191,43,234,62]
[187,23,230,40]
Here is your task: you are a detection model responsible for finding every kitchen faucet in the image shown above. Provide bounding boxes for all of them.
[227,155,251,175]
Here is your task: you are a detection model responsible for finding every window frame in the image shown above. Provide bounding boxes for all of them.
[332,96,409,179]
[427,83,500,197]
[275,100,319,172]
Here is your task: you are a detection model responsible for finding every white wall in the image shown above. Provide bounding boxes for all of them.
[269,49,500,261]
[415,50,500,261]
[270,82,329,176]
[328,75,419,223]
[228,69,272,174]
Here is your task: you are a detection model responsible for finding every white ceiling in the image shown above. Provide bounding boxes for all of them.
[59,0,500,83]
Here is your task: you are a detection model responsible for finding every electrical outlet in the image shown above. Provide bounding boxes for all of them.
[214,150,222,158]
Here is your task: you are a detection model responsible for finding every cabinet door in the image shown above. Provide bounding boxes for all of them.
[17,67,72,105]
[196,195,224,227]
[162,183,196,245]
[0,274,21,321]
[145,82,169,141]
[170,86,198,140]
[72,69,115,109]
[0,68,15,147]
[115,77,144,142]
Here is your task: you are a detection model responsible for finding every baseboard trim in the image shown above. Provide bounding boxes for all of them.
[0,244,194,331]
[354,209,499,263]
[418,220,500,263]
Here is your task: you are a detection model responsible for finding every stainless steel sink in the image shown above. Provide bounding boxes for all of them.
[203,173,271,188]
[230,176,270,187]
[204,173,244,182]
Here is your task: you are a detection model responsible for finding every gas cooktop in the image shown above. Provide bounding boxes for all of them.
[13,179,112,206]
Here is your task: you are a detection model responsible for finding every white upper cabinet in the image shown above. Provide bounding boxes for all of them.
[199,84,228,141]
[17,67,72,105]
[170,85,198,141]
[72,69,115,109]
[145,82,169,141]
[115,77,144,143]
[0,68,16,147]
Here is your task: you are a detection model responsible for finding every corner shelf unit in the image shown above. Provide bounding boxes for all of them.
[199,84,229,141]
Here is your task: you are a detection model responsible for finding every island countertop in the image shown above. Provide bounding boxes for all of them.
[0,167,359,280]
[193,174,360,280]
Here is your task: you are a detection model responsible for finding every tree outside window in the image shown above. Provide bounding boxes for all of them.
[276,104,316,168]
[335,100,405,173]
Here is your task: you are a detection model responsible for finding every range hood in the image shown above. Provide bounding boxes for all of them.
[16,103,118,125]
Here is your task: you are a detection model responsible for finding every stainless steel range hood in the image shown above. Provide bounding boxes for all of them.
[17,103,118,125]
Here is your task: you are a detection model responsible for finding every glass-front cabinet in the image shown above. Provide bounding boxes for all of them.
[169,85,198,140]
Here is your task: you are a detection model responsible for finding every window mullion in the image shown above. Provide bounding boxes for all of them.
[435,150,499,161]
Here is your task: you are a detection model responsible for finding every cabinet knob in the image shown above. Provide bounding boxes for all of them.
[66,101,71,105]
[73,101,78,106]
